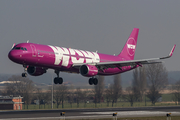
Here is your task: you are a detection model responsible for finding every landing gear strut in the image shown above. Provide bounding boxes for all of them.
[54,70,63,84]
[89,78,98,85]
[22,65,27,77]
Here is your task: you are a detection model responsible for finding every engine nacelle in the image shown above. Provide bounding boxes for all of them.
[80,64,98,77]
[27,66,46,76]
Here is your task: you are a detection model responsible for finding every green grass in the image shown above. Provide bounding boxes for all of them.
[22,101,178,110]
[162,94,174,101]
[21,93,178,110]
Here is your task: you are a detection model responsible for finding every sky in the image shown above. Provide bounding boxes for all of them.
[0,0,179,77]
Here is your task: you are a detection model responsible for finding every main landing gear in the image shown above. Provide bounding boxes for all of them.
[22,66,27,77]
[89,78,98,85]
[54,70,63,84]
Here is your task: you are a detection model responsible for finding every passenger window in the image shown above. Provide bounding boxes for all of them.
[21,47,24,50]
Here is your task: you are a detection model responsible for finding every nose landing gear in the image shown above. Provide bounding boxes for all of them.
[22,65,27,77]
[54,70,63,84]
[22,73,27,77]
[89,78,98,85]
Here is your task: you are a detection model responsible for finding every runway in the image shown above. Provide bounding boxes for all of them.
[1,106,180,120]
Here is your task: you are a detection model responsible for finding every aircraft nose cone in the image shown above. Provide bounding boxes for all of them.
[8,50,19,62]
[8,50,14,60]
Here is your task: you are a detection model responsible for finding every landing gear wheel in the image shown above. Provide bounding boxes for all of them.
[22,65,28,77]
[54,77,63,84]
[58,77,63,84]
[54,77,58,84]
[89,78,98,85]
[54,70,64,84]
[22,73,27,77]
[89,78,93,85]
[93,78,98,85]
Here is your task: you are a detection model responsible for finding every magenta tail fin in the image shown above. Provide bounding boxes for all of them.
[118,28,139,60]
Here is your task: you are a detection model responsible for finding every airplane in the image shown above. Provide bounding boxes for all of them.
[8,28,176,85]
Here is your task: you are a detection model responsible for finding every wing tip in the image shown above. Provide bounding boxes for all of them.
[169,44,176,57]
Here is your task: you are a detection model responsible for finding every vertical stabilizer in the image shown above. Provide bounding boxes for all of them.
[118,28,139,60]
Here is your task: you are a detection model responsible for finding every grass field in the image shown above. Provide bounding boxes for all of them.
[22,101,178,110]
[21,93,178,110]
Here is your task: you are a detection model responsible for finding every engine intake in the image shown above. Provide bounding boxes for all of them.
[27,66,46,76]
[80,64,98,77]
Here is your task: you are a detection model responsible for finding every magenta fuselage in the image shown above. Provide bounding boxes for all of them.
[8,43,136,76]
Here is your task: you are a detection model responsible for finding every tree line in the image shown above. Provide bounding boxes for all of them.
[1,63,180,109]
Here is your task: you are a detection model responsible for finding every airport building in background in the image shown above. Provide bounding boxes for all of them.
[0,96,23,110]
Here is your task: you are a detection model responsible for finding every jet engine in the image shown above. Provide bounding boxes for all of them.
[27,66,46,76]
[80,64,98,77]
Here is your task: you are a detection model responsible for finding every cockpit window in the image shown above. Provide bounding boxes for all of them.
[14,47,21,50]
[13,47,27,51]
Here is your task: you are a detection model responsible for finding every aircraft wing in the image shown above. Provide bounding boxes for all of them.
[72,45,176,69]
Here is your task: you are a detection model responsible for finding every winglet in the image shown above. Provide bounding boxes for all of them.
[160,44,176,59]
[169,44,176,57]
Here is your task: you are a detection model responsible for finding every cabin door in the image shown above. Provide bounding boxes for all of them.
[30,45,37,57]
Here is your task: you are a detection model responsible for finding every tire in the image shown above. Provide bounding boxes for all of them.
[89,78,93,85]
[54,77,58,84]
[93,78,98,85]
[58,77,63,84]
[22,73,27,77]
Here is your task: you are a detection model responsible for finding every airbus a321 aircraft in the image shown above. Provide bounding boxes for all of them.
[8,28,176,85]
